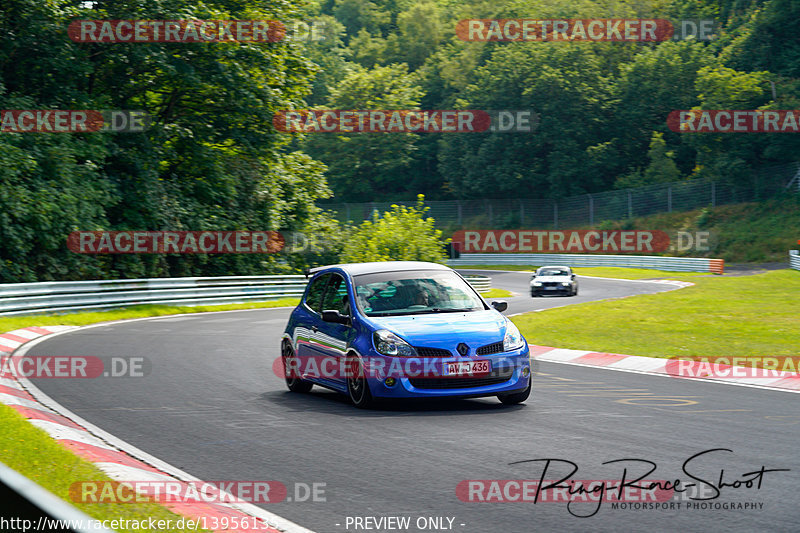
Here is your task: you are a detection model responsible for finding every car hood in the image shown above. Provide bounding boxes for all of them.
[365,310,508,349]
[532,276,571,283]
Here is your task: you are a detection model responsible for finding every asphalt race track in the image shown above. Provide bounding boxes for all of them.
[457,269,679,315]
[28,272,800,532]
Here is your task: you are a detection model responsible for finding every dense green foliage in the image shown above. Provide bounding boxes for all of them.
[297,0,800,201]
[339,195,447,262]
[1,0,332,282]
[2,0,798,282]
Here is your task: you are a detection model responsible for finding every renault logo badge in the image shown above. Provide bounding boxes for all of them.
[457,343,469,356]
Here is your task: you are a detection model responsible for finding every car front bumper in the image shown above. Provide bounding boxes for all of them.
[366,347,531,399]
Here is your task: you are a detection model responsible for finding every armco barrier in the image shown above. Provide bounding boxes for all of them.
[791,250,800,271]
[0,274,492,316]
[0,460,116,533]
[448,253,724,273]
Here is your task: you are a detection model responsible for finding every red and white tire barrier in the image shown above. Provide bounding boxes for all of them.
[0,326,310,533]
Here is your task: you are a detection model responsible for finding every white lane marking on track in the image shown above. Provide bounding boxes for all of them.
[92,462,176,482]
[0,393,46,410]
[10,329,43,340]
[0,338,24,349]
[27,420,118,451]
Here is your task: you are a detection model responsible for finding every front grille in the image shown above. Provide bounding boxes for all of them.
[476,341,504,355]
[409,367,515,390]
[542,282,560,287]
[414,346,452,357]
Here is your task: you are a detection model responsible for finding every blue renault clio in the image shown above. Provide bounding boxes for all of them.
[281,261,531,408]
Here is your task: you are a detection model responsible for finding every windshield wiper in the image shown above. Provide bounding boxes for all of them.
[401,308,478,315]
[369,307,479,317]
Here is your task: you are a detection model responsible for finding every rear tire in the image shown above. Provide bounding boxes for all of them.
[346,354,374,408]
[283,343,313,393]
[498,379,531,405]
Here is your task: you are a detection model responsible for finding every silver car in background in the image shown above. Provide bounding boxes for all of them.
[530,266,578,297]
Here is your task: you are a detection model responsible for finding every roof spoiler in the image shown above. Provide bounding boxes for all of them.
[305,265,326,279]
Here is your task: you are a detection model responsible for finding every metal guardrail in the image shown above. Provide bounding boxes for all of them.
[462,275,491,292]
[0,273,493,316]
[0,460,116,533]
[448,253,725,273]
[791,250,800,271]
[0,275,308,316]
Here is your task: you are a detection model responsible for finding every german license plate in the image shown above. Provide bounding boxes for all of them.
[445,360,491,376]
[545,286,557,290]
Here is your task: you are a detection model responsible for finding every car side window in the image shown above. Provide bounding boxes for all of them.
[321,274,350,315]
[304,273,330,313]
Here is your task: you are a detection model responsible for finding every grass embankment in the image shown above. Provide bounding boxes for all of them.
[1,300,303,530]
[480,288,514,298]
[0,299,300,334]
[452,196,800,263]
[585,195,800,263]
[513,269,800,360]
[0,405,211,532]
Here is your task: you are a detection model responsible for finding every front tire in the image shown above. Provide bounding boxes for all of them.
[346,354,374,408]
[283,343,313,393]
[498,379,531,405]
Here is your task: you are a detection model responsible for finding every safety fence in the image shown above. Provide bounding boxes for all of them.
[448,253,724,273]
[0,274,492,316]
[791,250,800,271]
[321,162,800,229]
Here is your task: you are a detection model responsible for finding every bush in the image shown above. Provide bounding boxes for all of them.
[340,195,448,263]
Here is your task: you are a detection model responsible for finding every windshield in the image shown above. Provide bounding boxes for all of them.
[538,268,569,277]
[353,270,486,317]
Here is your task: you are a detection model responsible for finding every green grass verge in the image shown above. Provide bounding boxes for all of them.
[0,299,300,334]
[513,269,800,360]
[454,265,536,272]
[0,404,212,532]
[480,288,514,298]
[456,265,714,279]
[572,267,714,279]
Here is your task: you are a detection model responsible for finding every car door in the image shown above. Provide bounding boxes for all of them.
[295,273,329,366]
[314,273,355,386]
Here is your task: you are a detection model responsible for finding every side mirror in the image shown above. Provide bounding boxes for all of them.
[571,274,576,279]
[322,310,350,325]
[491,301,508,313]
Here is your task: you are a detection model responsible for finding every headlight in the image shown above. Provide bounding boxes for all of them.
[532,281,542,286]
[373,329,417,357]
[562,282,571,286]
[503,320,525,351]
